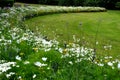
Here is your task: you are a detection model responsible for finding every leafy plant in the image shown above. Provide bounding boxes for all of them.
[115,2,120,9]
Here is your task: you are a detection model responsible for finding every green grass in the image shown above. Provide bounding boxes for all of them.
[25,10,120,58]
[8,49,120,80]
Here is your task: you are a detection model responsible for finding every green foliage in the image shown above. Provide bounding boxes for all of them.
[55,60,120,80]
[38,0,58,5]
[16,0,120,9]
[58,0,74,6]
[84,0,99,7]
[0,5,120,80]
[2,45,120,80]
[115,2,120,9]
[73,0,85,6]
[0,0,15,8]
[98,0,118,9]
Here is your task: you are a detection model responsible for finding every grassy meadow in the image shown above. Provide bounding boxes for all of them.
[0,4,120,79]
[25,10,120,58]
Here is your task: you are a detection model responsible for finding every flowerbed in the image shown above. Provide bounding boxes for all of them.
[0,6,120,80]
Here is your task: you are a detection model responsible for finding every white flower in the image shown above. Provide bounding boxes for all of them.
[6,74,11,78]
[15,55,21,61]
[109,56,112,58]
[42,57,47,62]
[18,76,22,79]
[69,61,73,65]
[34,62,47,67]
[96,41,99,45]
[104,46,107,49]
[107,62,113,66]
[33,74,37,78]
[24,61,30,64]
[47,67,50,70]
[45,48,51,52]
[16,65,20,68]
[97,63,104,67]
[58,48,63,53]
[118,63,120,69]
[104,56,109,59]
[112,66,115,69]
[6,72,15,78]
[0,62,16,73]
[0,60,5,63]
[34,62,42,67]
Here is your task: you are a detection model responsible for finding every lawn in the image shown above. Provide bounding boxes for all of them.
[25,10,120,58]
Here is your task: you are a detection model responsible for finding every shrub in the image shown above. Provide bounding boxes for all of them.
[58,0,74,6]
[98,0,118,9]
[16,0,119,9]
[115,2,120,9]
[73,0,85,6]
[84,0,99,7]
[38,0,58,5]
[0,0,15,8]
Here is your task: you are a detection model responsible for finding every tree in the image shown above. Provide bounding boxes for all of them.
[73,0,85,6]
[98,0,119,9]
[84,0,99,6]
[58,0,74,6]
[0,0,15,8]
[115,2,120,9]
[16,0,120,9]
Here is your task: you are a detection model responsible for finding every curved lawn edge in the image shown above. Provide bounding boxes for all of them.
[22,6,107,19]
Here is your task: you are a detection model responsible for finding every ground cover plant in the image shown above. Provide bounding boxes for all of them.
[0,5,120,80]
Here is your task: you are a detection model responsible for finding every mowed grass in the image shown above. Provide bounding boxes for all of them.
[25,10,120,58]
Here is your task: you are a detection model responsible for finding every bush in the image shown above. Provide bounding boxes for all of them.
[115,2,120,9]
[84,0,99,7]
[98,0,118,9]
[58,0,74,6]
[0,0,15,8]
[73,0,85,6]
[38,0,58,5]
[16,0,119,9]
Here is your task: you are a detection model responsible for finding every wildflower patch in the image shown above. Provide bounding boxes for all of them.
[0,5,120,80]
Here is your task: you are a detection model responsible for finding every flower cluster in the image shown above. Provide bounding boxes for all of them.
[0,61,16,74]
